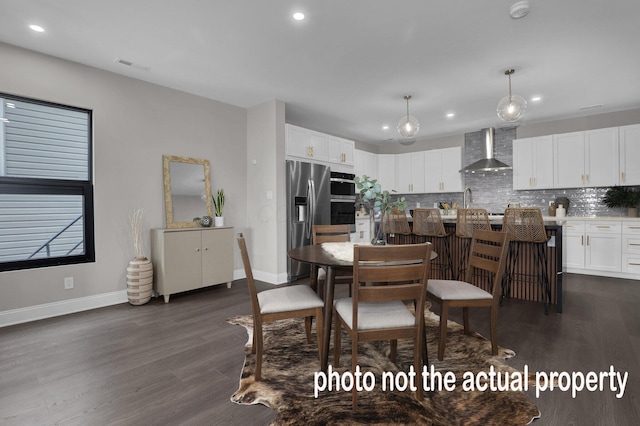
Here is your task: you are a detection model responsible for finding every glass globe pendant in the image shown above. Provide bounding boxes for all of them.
[397,95,420,138]
[497,69,527,122]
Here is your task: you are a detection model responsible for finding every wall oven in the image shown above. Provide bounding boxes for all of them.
[330,171,356,227]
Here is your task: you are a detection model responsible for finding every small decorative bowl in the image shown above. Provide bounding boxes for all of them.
[200,215,213,227]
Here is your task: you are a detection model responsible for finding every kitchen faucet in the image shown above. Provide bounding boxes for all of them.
[463,187,473,209]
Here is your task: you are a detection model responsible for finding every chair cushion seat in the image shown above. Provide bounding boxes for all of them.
[428,279,492,301]
[258,285,324,314]
[317,267,353,283]
[334,298,415,330]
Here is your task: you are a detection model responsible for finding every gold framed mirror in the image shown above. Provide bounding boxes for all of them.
[163,155,213,228]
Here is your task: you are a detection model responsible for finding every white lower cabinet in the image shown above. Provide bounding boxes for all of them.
[563,222,586,269]
[585,222,621,272]
[622,222,640,274]
[151,227,234,303]
[352,214,371,243]
[563,220,626,276]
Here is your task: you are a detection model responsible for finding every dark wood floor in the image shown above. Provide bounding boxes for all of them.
[1,273,639,425]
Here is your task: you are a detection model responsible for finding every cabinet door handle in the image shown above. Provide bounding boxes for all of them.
[630,262,640,266]
[629,243,640,246]
[586,174,589,184]
[587,236,590,245]
[622,171,625,182]
[196,248,201,252]
[596,225,610,228]
[629,226,640,230]
[581,174,584,185]
[581,235,584,245]
[203,247,209,251]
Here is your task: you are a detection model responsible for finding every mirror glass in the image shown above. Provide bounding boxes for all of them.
[163,155,212,228]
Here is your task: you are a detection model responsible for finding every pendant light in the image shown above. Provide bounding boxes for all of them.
[397,95,420,139]
[497,69,527,122]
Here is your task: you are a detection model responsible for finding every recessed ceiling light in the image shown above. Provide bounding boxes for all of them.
[446,113,455,118]
[531,96,541,102]
[382,125,389,130]
[29,24,45,32]
[293,12,305,21]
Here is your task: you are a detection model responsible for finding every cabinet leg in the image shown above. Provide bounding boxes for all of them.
[163,294,170,303]
[226,282,232,289]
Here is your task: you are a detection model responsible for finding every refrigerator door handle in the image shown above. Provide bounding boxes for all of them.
[306,179,314,239]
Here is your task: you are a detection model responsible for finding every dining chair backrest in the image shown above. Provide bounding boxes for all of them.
[502,208,548,243]
[463,229,510,298]
[312,224,352,244]
[351,243,432,330]
[237,233,260,319]
[456,208,492,238]
[412,208,447,237]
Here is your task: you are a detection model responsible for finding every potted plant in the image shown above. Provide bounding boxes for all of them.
[213,188,225,226]
[602,186,640,217]
[354,175,407,244]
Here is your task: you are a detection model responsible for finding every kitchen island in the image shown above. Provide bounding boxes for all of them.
[387,217,563,313]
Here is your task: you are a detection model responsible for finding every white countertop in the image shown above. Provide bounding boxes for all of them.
[436,214,640,222]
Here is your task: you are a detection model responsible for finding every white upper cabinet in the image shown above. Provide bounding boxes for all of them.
[355,149,378,181]
[585,127,619,187]
[554,131,585,188]
[286,124,314,159]
[396,152,425,194]
[424,147,463,193]
[512,135,554,190]
[377,154,397,191]
[553,127,619,188]
[327,136,355,167]
[285,124,354,171]
[620,124,640,186]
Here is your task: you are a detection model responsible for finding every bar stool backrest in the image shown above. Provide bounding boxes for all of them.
[502,208,548,243]
[413,208,447,237]
[456,208,492,238]
[382,208,411,234]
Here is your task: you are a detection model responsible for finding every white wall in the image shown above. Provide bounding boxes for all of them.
[0,42,247,316]
[245,100,287,284]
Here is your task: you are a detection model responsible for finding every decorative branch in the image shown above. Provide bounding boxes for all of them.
[128,208,146,259]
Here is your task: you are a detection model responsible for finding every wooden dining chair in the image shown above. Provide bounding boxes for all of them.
[426,229,509,361]
[312,224,353,296]
[237,233,324,380]
[382,208,413,244]
[333,242,433,408]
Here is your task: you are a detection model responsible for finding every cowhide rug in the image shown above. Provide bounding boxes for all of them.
[228,307,540,425]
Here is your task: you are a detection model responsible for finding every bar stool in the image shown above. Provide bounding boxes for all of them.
[382,208,413,244]
[412,208,454,279]
[501,208,551,314]
[456,208,492,279]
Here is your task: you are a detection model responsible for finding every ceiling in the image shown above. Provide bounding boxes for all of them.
[1,0,639,145]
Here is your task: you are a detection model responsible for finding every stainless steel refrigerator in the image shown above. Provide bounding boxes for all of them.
[286,160,331,281]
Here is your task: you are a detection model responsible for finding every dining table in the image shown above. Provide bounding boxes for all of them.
[287,242,436,372]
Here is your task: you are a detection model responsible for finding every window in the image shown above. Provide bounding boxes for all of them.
[0,93,94,271]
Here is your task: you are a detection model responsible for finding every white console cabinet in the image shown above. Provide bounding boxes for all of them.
[151,227,234,303]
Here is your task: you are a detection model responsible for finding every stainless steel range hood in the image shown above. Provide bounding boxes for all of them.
[460,127,512,173]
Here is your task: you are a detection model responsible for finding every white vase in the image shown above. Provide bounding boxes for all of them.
[214,216,225,227]
[126,257,153,305]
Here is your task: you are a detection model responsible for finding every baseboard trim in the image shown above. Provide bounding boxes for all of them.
[0,290,128,328]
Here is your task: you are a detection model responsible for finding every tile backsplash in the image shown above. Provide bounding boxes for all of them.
[400,127,638,217]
